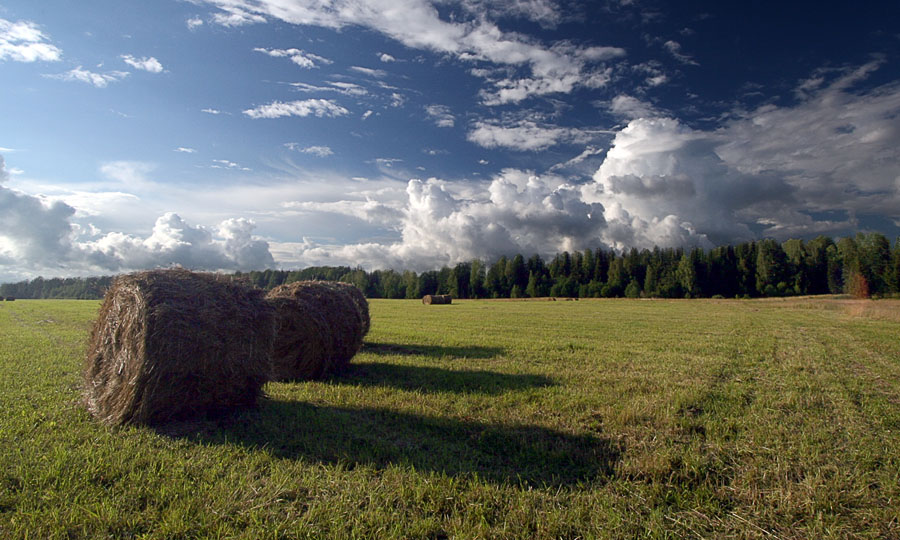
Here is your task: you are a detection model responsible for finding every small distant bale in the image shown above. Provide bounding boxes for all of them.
[266,281,368,381]
[5,297,14,301]
[83,269,275,426]
[422,294,452,305]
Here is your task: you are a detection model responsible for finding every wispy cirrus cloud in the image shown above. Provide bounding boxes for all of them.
[48,66,129,88]
[201,0,626,104]
[285,143,334,157]
[253,47,332,68]
[243,98,349,119]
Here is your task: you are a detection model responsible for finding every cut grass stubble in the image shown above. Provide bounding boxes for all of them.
[0,297,899,539]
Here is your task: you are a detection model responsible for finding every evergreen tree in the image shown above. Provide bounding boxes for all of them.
[469,260,486,298]
[756,239,789,296]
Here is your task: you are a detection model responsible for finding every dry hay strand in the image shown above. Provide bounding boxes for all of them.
[422,294,452,305]
[318,281,370,335]
[83,269,275,426]
[266,281,367,380]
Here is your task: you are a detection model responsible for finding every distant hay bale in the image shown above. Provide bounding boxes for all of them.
[266,281,368,380]
[422,294,452,305]
[83,269,275,426]
[5,297,14,301]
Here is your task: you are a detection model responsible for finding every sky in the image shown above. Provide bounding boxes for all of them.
[1,0,899,282]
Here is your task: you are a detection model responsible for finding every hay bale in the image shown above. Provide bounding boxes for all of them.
[266,281,367,380]
[83,269,275,426]
[422,294,452,305]
[320,281,370,335]
[5,297,14,301]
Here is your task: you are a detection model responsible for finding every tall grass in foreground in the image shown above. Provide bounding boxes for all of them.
[1,297,898,539]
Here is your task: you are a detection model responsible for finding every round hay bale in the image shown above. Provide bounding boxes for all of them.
[266,280,366,380]
[320,281,370,335]
[266,295,330,380]
[422,294,452,305]
[83,269,275,426]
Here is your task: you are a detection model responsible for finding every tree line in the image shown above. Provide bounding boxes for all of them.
[3,233,899,300]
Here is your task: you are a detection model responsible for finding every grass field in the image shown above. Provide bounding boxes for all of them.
[1,297,899,539]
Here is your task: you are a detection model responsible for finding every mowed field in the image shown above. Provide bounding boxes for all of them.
[1,297,899,539]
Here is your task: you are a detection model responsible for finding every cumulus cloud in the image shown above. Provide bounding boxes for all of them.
[186,17,205,30]
[425,104,455,128]
[584,61,900,246]
[0,155,80,267]
[86,213,275,271]
[121,54,164,73]
[0,17,62,62]
[200,0,625,104]
[48,66,129,87]
[378,52,396,62]
[243,98,349,119]
[277,171,606,270]
[253,47,331,68]
[1,155,276,278]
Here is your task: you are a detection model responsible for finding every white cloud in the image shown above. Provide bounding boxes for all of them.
[285,143,334,157]
[174,147,197,153]
[1,154,276,277]
[361,110,374,120]
[212,6,266,27]
[243,98,349,119]
[282,198,404,226]
[378,52,396,62]
[276,171,606,271]
[211,159,251,171]
[663,40,698,66]
[100,161,156,190]
[186,17,205,30]
[48,66,129,88]
[609,94,658,119]
[467,119,592,151]
[121,54,164,73]
[253,47,332,68]
[0,17,62,62]
[350,65,388,78]
[200,0,625,104]
[201,108,224,115]
[424,104,455,128]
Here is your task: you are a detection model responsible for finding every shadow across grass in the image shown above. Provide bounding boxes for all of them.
[169,401,620,487]
[362,341,504,360]
[328,362,555,395]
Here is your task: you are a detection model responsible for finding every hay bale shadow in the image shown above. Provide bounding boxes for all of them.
[331,362,555,395]
[362,342,504,360]
[170,401,621,487]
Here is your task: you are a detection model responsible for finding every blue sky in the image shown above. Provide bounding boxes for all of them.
[1,0,899,281]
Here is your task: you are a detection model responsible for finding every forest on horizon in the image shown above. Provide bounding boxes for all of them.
[3,233,899,301]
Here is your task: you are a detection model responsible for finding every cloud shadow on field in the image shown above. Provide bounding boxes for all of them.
[329,362,555,395]
[172,401,620,487]
[361,341,505,360]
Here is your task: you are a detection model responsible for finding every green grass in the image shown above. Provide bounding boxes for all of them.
[1,297,899,539]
